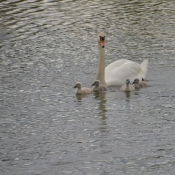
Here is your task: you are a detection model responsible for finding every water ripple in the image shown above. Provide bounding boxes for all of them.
[1,0,175,175]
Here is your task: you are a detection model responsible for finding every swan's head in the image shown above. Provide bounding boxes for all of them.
[74,82,82,89]
[92,80,100,87]
[98,32,105,48]
[132,78,139,85]
[126,78,131,85]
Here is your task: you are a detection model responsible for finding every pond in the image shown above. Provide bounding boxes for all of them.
[0,0,175,174]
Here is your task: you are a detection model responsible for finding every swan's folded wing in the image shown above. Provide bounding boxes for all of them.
[105,59,129,73]
[105,61,142,86]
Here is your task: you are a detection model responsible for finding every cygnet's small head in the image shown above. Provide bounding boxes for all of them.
[98,32,105,48]
[92,80,100,87]
[126,78,131,85]
[132,78,140,84]
[74,82,81,89]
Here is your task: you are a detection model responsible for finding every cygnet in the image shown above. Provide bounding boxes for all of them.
[92,80,107,92]
[74,82,92,94]
[132,78,147,89]
[120,78,135,92]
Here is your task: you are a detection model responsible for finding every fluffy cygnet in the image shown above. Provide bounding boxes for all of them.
[92,80,107,92]
[132,78,147,89]
[120,78,135,92]
[74,82,92,94]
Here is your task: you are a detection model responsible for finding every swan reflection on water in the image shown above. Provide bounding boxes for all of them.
[93,92,108,134]
[124,87,141,98]
[75,91,107,118]
[93,92,107,117]
[125,91,131,99]
[75,93,91,101]
[75,91,108,133]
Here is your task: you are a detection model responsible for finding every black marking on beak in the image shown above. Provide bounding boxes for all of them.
[100,36,105,41]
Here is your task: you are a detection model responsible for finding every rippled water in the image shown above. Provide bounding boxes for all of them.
[1,0,175,174]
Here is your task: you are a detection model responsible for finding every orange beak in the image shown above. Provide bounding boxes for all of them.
[100,40,105,48]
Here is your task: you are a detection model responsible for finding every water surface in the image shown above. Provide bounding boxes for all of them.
[1,0,175,174]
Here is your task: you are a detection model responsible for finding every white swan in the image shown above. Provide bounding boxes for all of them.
[74,82,92,94]
[92,80,107,92]
[132,78,147,90]
[96,32,148,87]
[120,78,135,92]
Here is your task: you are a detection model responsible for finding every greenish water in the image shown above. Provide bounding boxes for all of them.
[0,0,175,174]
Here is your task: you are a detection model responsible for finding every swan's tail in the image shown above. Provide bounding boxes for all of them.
[140,59,148,79]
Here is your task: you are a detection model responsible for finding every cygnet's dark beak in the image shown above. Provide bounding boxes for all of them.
[91,82,95,86]
[73,85,76,88]
[132,81,135,85]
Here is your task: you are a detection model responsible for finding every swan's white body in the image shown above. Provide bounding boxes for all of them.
[105,59,148,86]
[96,32,148,87]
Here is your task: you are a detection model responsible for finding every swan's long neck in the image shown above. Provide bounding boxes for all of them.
[96,44,106,86]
